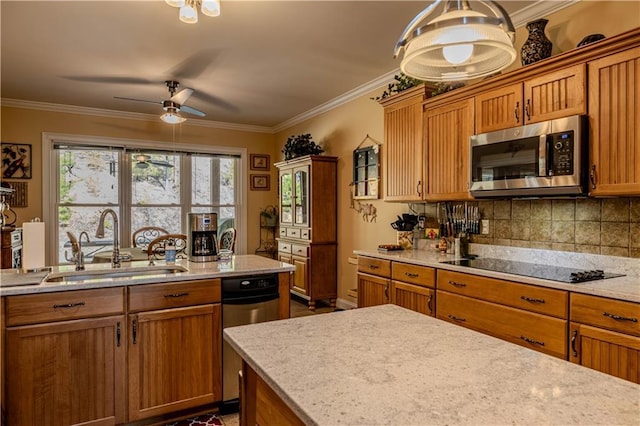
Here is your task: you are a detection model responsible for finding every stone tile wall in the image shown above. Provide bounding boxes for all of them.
[469,198,640,258]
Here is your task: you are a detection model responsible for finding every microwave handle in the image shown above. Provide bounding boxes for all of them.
[539,135,548,177]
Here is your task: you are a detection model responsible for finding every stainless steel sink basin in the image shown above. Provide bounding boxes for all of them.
[43,265,188,283]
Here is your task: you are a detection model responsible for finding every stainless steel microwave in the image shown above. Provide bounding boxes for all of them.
[469,115,588,198]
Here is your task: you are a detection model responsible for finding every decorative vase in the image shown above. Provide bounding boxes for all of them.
[521,18,552,66]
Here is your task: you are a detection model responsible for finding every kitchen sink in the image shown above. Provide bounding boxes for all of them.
[43,265,189,283]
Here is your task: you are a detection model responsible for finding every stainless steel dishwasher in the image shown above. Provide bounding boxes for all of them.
[221,274,279,412]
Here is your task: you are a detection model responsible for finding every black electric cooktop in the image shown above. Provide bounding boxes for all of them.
[440,258,625,284]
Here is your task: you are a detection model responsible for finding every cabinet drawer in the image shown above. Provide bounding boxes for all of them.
[278,241,292,253]
[392,263,435,288]
[357,256,391,278]
[279,228,287,238]
[128,279,221,312]
[300,229,310,240]
[291,244,308,257]
[570,293,640,336]
[437,291,567,359]
[286,228,301,238]
[437,270,568,318]
[6,287,125,326]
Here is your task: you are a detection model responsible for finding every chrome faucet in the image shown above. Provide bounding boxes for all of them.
[96,208,121,268]
[76,231,90,271]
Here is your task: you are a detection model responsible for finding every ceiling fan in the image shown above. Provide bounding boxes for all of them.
[133,154,175,169]
[115,80,206,124]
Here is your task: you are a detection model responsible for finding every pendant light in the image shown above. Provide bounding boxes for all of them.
[394,0,516,82]
[165,0,221,24]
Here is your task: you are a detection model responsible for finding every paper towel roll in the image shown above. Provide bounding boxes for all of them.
[22,221,45,271]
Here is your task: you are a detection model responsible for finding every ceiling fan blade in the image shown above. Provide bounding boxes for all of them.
[114,96,161,105]
[171,88,194,105]
[168,48,222,80]
[180,104,206,117]
[63,76,153,85]
[148,160,175,168]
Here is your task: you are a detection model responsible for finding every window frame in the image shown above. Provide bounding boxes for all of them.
[42,132,247,266]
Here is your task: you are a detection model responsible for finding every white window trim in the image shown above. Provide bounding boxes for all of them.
[42,132,247,266]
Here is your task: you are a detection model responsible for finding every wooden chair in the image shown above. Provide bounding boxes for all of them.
[147,234,187,260]
[218,228,236,253]
[132,226,169,248]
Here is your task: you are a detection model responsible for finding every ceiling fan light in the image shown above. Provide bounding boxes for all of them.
[201,0,220,17]
[161,112,187,124]
[179,3,198,24]
[165,0,185,8]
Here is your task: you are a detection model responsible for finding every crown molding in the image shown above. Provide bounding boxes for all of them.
[509,0,579,28]
[0,98,273,134]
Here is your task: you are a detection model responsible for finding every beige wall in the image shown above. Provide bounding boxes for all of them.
[0,106,277,255]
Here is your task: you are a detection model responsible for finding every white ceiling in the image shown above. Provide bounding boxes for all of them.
[1,1,565,132]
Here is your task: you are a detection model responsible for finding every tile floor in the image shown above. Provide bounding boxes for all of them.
[219,296,337,425]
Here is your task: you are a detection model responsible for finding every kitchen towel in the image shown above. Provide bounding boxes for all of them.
[22,220,45,271]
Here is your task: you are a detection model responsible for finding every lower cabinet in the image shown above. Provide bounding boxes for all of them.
[357,272,390,308]
[5,288,126,425]
[569,293,640,383]
[391,262,436,317]
[127,280,222,421]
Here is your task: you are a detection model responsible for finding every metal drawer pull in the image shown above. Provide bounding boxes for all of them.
[520,335,545,346]
[603,312,638,322]
[53,302,86,309]
[447,314,465,322]
[164,292,189,298]
[427,294,433,314]
[520,296,545,304]
[405,272,419,278]
[448,280,466,288]
[514,102,520,123]
[368,264,380,269]
[116,322,121,347]
[384,283,389,300]
[571,329,578,357]
[132,319,137,344]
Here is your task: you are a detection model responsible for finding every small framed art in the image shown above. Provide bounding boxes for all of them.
[250,174,270,191]
[250,154,270,171]
[1,143,32,179]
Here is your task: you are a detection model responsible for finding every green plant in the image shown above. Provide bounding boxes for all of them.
[282,133,324,160]
[371,73,425,101]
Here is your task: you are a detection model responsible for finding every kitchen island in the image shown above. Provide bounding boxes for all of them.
[224,304,640,425]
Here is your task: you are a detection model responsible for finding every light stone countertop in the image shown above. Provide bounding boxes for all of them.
[0,255,295,296]
[224,304,640,426]
[354,244,640,303]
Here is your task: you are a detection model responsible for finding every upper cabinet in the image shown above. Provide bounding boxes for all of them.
[475,64,586,134]
[424,98,475,201]
[380,85,428,202]
[588,46,640,196]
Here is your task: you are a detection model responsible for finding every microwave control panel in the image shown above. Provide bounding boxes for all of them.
[549,131,574,176]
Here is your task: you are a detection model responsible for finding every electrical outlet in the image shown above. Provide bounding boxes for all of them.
[481,220,490,235]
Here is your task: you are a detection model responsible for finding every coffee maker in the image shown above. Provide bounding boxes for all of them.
[187,213,218,262]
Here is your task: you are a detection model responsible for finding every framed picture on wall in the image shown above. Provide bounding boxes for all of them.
[1,143,32,179]
[250,154,270,171]
[250,174,270,191]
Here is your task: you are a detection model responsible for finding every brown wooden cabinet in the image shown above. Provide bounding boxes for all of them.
[569,293,640,383]
[5,287,126,425]
[588,46,640,196]
[436,270,568,359]
[424,97,475,201]
[379,84,428,202]
[276,155,337,310]
[127,279,222,421]
[356,256,391,308]
[391,262,435,316]
[475,64,586,133]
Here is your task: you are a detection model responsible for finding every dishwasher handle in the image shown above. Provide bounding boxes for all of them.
[222,293,279,305]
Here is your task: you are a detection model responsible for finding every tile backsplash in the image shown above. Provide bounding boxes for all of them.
[469,198,640,258]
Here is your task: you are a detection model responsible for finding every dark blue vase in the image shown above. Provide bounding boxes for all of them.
[521,19,552,66]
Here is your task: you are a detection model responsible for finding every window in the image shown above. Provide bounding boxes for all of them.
[43,134,245,265]
[352,145,379,199]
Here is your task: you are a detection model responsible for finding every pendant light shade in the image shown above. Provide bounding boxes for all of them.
[167,0,221,24]
[395,0,516,81]
[201,0,221,17]
[161,108,187,124]
[179,1,198,24]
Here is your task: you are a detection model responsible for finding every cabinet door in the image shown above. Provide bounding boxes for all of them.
[391,281,435,317]
[524,64,586,124]
[279,169,294,225]
[570,322,640,384]
[383,93,424,202]
[475,83,523,133]
[588,47,640,196]
[425,98,475,201]
[7,316,126,425]
[357,273,390,308]
[128,304,222,421]
[291,254,308,295]
[293,165,309,227]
